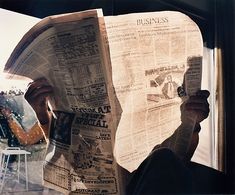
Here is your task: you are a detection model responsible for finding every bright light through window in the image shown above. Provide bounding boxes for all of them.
[0,8,40,91]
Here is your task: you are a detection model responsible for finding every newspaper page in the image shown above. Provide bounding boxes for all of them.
[104,11,203,172]
[4,9,122,195]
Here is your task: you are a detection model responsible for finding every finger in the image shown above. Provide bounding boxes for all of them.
[185,102,209,110]
[184,105,210,115]
[24,86,53,103]
[27,77,48,87]
[185,106,210,114]
[25,82,53,98]
[194,109,210,121]
[196,90,210,98]
[187,96,209,104]
[26,78,51,97]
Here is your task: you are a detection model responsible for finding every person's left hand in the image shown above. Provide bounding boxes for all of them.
[180,90,210,124]
[24,78,53,125]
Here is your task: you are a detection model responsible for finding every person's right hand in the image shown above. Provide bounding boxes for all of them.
[180,90,210,125]
[24,78,54,125]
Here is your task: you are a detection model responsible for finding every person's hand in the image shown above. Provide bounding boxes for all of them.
[180,90,210,125]
[24,78,53,125]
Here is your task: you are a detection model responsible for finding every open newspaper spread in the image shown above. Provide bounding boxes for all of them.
[4,9,203,195]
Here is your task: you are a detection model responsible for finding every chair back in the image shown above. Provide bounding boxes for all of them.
[4,147,20,150]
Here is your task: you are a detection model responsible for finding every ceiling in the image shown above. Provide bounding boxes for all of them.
[0,0,215,18]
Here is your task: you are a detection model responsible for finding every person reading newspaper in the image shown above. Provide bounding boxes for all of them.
[1,77,228,193]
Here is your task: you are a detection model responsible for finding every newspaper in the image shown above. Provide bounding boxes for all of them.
[104,11,202,170]
[4,9,203,195]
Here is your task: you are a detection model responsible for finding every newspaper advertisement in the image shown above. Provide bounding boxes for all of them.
[4,9,203,194]
[105,11,203,171]
[4,9,121,194]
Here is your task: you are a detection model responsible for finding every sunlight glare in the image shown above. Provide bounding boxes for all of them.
[0,8,40,91]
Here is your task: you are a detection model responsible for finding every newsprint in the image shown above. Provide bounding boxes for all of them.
[4,9,203,194]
